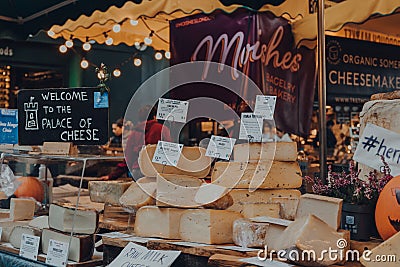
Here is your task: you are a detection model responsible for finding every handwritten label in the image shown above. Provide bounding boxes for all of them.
[0,109,18,144]
[254,95,277,120]
[108,242,181,267]
[353,123,400,176]
[239,113,263,142]
[205,135,236,160]
[19,234,40,261]
[156,98,189,123]
[152,141,183,167]
[45,239,69,267]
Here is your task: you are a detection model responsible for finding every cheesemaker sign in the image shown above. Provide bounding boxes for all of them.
[326,36,400,104]
[170,9,316,137]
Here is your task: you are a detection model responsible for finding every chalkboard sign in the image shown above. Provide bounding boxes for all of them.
[17,87,109,145]
[0,109,18,144]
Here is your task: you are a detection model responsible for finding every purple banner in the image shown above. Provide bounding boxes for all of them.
[170,9,316,137]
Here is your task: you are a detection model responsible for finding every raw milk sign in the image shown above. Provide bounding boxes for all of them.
[353,123,400,175]
[17,87,108,145]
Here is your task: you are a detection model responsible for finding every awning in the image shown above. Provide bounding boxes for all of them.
[47,0,311,51]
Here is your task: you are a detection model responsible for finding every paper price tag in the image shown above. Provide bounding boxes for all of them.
[45,239,69,267]
[108,242,181,267]
[205,135,236,160]
[254,95,277,120]
[156,98,189,123]
[152,141,183,167]
[239,113,263,142]
[19,234,40,261]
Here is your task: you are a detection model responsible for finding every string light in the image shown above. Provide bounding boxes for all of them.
[155,52,162,60]
[59,45,67,53]
[112,24,121,33]
[133,58,142,67]
[65,39,74,48]
[113,68,121,77]
[103,32,113,46]
[80,58,89,69]
[83,37,92,51]
[47,30,55,37]
[165,51,171,59]
[144,31,154,45]
[130,20,138,26]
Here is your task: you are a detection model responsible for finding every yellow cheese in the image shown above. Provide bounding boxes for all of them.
[233,142,297,162]
[179,209,243,244]
[360,231,400,267]
[240,203,281,218]
[134,206,185,239]
[119,177,156,209]
[227,189,301,213]
[211,161,302,189]
[233,218,269,248]
[10,198,35,221]
[271,197,299,220]
[89,180,132,204]
[194,183,233,210]
[295,193,343,230]
[139,144,211,178]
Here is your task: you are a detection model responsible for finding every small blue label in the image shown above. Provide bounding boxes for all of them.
[0,109,18,144]
[94,92,109,108]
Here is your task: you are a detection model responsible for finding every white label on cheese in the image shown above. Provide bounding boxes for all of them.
[152,141,183,167]
[45,239,69,267]
[239,113,263,142]
[217,245,260,252]
[108,242,181,267]
[353,123,400,175]
[19,234,40,261]
[205,135,236,160]
[156,98,189,123]
[254,95,277,120]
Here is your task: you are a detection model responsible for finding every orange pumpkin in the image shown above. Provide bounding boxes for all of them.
[14,176,44,202]
[375,175,400,240]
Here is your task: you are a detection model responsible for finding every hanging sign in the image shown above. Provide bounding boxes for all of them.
[205,135,236,160]
[156,98,189,123]
[152,141,183,167]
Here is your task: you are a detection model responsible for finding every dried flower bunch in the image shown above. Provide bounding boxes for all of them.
[304,157,393,205]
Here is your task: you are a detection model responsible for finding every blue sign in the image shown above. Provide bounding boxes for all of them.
[93,91,109,108]
[0,109,18,144]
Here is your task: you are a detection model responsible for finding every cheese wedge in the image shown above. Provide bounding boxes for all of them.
[233,218,269,248]
[227,189,301,213]
[0,219,30,242]
[42,228,94,262]
[49,204,99,234]
[295,193,343,230]
[119,177,156,209]
[179,209,243,244]
[134,206,185,239]
[10,198,35,221]
[271,197,299,220]
[273,214,345,266]
[194,184,233,210]
[89,180,132,204]
[139,144,211,178]
[240,203,281,218]
[233,142,297,162]
[156,173,203,208]
[9,226,41,249]
[29,215,49,229]
[250,216,292,251]
[211,161,302,189]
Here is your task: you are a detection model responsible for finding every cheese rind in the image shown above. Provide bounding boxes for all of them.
[41,228,94,262]
[271,197,299,220]
[295,193,343,230]
[9,226,41,249]
[119,177,156,209]
[233,218,269,248]
[139,145,211,178]
[179,209,243,244]
[211,161,302,189]
[233,142,297,162]
[360,231,400,267]
[10,198,35,221]
[49,204,99,234]
[89,181,132,204]
[134,206,185,239]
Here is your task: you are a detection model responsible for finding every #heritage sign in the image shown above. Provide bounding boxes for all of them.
[17,87,109,145]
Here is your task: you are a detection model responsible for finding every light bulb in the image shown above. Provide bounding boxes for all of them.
[80,59,89,69]
[113,69,121,77]
[165,51,171,59]
[134,58,142,67]
[134,41,140,47]
[130,20,138,26]
[112,24,121,33]
[65,39,74,48]
[83,42,91,51]
[144,37,152,45]
[47,30,55,37]
[59,45,67,53]
[105,37,113,45]
[155,52,162,60]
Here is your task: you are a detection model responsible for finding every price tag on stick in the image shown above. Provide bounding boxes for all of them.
[45,239,69,267]
[239,113,263,142]
[152,141,183,167]
[254,95,277,120]
[19,234,40,261]
[156,98,189,123]
[205,135,236,160]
